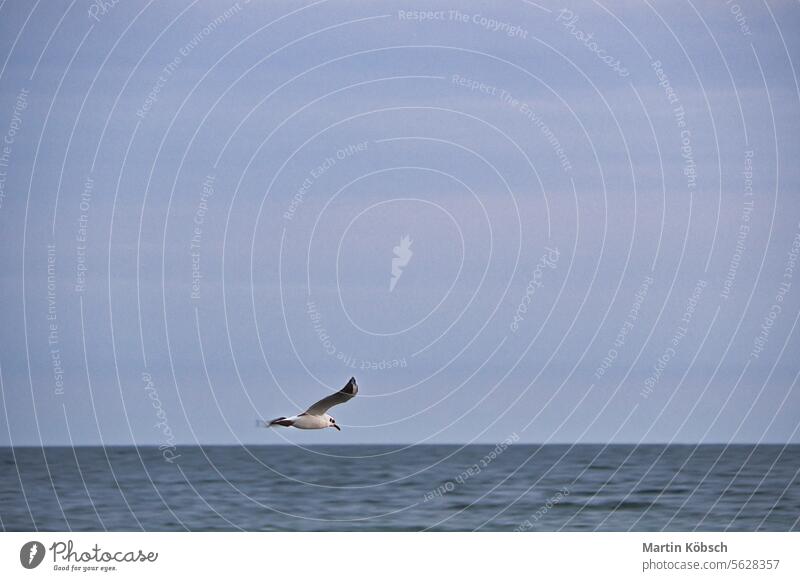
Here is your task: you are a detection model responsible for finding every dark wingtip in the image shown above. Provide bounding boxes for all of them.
[344,377,358,395]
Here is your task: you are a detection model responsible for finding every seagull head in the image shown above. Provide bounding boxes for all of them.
[326,414,341,431]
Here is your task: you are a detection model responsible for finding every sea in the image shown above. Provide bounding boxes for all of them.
[1,445,798,531]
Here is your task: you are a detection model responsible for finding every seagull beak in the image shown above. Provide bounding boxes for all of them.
[333,424,341,431]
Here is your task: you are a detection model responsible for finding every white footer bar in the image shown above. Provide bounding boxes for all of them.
[1,532,797,580]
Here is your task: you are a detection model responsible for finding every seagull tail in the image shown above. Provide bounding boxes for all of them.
[266,417,294,428]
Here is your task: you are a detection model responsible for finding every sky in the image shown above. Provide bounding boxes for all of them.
[0,0,799,446]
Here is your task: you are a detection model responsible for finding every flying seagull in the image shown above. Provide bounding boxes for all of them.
[262,377,358,431]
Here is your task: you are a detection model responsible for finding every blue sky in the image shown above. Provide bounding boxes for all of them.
[1,0,799,445]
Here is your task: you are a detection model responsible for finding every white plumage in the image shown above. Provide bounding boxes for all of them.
[261,377,358,432]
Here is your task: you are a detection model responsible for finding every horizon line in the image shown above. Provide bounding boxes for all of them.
[2,441,799,448]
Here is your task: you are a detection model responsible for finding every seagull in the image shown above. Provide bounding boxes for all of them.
[261,377,358,431]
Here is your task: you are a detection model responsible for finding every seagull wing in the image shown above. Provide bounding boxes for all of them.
[305,377,358,415]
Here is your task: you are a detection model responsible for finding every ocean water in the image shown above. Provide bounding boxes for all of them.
[1,445,798,531]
